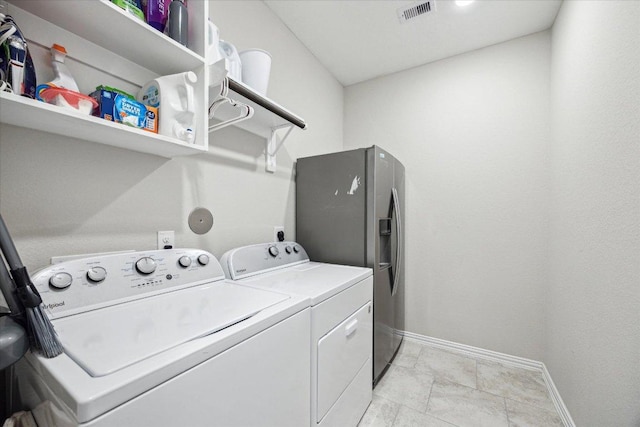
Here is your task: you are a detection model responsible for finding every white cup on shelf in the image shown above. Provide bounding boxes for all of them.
[239,49,272,96]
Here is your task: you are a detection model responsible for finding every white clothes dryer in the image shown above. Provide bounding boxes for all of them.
[220,242,373,427]
[14,249,311,427]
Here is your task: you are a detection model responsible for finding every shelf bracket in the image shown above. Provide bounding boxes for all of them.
[266,124,294,173]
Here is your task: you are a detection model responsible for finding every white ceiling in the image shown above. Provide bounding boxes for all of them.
[264,0,562,86]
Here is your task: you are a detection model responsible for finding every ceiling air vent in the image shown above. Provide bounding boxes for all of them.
[397,1,436,23]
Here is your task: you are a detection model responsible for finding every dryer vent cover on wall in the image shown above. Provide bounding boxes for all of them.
[397,1,436,23]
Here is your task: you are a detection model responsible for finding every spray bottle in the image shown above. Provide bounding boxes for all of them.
[48,44,78,91]
[36,44,79,99]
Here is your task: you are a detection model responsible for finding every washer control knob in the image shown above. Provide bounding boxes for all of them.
[178,256,192,268]
[86,266,107,283]
[285,246,292,254]
[293,245,300,253]
[197,254,209,266]
[49,272,73,290]
[135,257,157,275]
[268,246,279,257]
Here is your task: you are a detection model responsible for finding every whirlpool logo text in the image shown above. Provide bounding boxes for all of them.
[44,301,65,310]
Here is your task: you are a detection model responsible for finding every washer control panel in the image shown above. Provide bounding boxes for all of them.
[31,249,225,319]
[220,242,309,280]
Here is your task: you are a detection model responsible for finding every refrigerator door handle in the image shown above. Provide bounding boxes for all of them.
[391,187,402,296]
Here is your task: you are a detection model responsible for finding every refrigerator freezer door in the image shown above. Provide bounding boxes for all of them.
[367,146,404,384]
[392,156,405,354]
[368,146,402,384]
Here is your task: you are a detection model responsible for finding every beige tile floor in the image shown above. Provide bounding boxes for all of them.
[359,340,564,427]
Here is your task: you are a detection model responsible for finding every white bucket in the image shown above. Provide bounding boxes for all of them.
[239,49,272,96]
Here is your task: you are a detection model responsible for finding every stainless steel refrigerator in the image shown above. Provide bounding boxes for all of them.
[296,145,405,386]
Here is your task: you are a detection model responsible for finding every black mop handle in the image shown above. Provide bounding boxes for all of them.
[0,214,23,270]
[0,214,42,308]
[0,253,24,316]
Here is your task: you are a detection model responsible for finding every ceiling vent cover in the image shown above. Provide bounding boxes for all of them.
[397,1,436,23]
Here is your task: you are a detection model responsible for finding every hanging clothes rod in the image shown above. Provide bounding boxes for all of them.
[227,78,307,130]
[206,62,308,172]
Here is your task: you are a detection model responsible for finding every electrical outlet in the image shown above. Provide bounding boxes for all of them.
[157,231,175,249]
[273,226,285,242]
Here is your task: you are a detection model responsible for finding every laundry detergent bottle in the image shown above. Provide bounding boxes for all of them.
[137,71,197,143]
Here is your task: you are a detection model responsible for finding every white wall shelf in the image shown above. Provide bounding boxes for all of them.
[2,0,209,158]
[209,73,307,172]
[10,0,205,75]
[2,1,308,167]
[0,92,206,158]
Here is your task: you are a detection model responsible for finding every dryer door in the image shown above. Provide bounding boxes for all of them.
[317,302,372,422]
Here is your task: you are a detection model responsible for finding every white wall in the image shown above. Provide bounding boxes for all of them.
[548,1,640,425]
[345,3,640,423]
[345,32,551,360]
[0,0,343,271]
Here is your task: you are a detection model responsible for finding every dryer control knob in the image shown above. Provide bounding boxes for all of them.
[285,246,292,254]
[49,272,73,289]
[178,256,192,268]
[135,257,157,275]
[268,246,279,257]
[293,245,300,253]
[197,254,209,266]
[86,266,107,283]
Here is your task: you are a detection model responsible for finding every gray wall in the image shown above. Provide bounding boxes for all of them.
[345,32,552,361]
[548,1,640,425]
[0,1,343,271]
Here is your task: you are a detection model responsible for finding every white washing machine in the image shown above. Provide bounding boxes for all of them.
[14,248,311,426]
[220,242,373,427]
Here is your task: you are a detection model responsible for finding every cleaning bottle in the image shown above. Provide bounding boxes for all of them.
[36,44,79,99]
[137,71,197,143]
[166,0,188,46]
[206,18,221,65]
[46,44,78,91]
[145,0,169,33]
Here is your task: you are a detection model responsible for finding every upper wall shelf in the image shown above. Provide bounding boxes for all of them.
[10,0,205,75]
[3,1,209,157]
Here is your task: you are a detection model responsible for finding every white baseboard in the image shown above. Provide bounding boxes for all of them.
[398,331,576,427]
[540,363,576,427]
